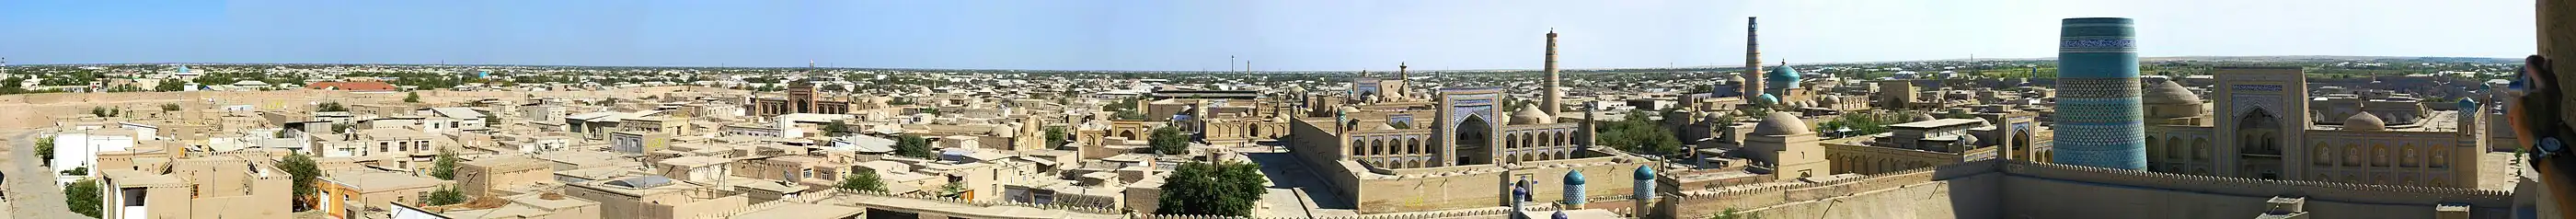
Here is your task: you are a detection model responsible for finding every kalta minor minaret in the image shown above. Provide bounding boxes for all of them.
[1742,17,1765,98]
[1543,29,1564,115]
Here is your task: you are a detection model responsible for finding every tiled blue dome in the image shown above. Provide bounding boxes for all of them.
[1766,63,1800,88]
[1632,166,1655,180]
[1564,171,1587,185]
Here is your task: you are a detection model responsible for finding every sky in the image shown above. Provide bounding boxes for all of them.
[0,0,2540,71]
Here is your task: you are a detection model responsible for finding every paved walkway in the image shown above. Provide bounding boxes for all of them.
[5,129,87,219]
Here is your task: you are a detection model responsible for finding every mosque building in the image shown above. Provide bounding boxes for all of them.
[1280,29,1653,213]
[2141,66,2487,188]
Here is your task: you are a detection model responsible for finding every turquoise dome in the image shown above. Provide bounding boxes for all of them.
[1755,94,1780,105]
[1564,171,1587,185]
[2459,98,2479,111]
[1632,166,1655,180]
[1766,63,1800,88]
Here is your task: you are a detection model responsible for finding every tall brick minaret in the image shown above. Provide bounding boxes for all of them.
[1543,29,1564,115]
[1742,17,1765,98]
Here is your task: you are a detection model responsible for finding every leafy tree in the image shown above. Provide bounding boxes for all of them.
[1154,161,1268,216]
[404,92,422,103]
[1598,110,1681,155]
[937,182,967,199]
[282,154,323,211]
[67,178,101,218]
[36,137,53,166]
[155,81,184,92]
[316,102,348,112]
[839,170,887,192]
[894,135,936,158]
[1043,126,1069,148]
[423,185,468,205]
[822,122,852,137]
[1149,126,1190,155]
[431,149,459,180]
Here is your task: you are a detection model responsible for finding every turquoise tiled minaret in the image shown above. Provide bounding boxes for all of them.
[2054,17,2145,169]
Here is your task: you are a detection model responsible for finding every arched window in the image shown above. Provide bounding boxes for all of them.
[2374,145,2390,167]
[2313,143,2332,166]
[2432,147,2449,167]
[2346,144,2363,167]
[2402,144,2419,167]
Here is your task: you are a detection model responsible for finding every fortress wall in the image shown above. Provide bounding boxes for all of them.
[1657,160,1983,217]
[1348,161,1642,213]
[1997,161,2514,219]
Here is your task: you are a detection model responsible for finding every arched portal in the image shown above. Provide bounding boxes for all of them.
[1454,115,1494,166]
[2237,109,2283,179]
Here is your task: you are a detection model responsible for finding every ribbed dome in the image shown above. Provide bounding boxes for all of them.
[1633,166,1656,180]
[2345,111,2386,131]
[2143,81,2201,105]
[1767,63,1801,89]
[1752,112,1811,135]
[1511,104,1554,125]
[1564,171,1587,185]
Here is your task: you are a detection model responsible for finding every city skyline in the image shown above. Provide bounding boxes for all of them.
[0,0,2538,71]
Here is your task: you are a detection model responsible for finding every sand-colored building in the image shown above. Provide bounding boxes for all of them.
[97,156,293,219]
[317,169,448,219]
[2144,67,2486,188]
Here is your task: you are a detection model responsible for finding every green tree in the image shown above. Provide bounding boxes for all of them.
[839,170,888,192]
[1149,126,1190,155]
[1154,161,1269,216]
[155,81,184,92]
[1043,126,1069,148]
[937,182,967,199]
[423,185,468,205]
[36,137,54,166]
[1597,110,1681,155]
[316,102,348,112]
[282,153,323,211]
[431,149,459,180]
[894,135,936,158]
[822,122,852,137]
[66,179,101,218]
[404,92,422,103]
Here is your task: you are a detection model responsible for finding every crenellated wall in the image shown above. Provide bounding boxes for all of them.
[1648,159,2517,219]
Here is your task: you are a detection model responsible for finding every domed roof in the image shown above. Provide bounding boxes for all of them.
[1766,63,1801,88]
[1727,75,1747,84]
[1752,112,1811,135]
[1563,171,1587,185]
[2143,81,2201,105]
[2345,112,2386,131]
[1700,112,1729,122]
[2458,98,2480,111]
[1511,104,1554,125]
[1754,94,1780,106]
[1632,166,1656,180]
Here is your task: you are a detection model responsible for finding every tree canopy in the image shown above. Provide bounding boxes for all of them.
[282,153,323,211]
[839,170,888,192]
[895,135,937,158]
[1598,110,1682,156]
[431,149,459,180]
[67,179,101,218]
[1149,126,1190,155]
[1154,161,1269,216]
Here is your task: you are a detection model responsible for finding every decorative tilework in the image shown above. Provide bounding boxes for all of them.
[2054,18,2146,170]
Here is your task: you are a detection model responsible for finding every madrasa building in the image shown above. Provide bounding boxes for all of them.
[2142,66,2488,188]
[1280,29,1657,213]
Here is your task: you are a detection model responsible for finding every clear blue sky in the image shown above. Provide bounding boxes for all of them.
[0,0,2537,71]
